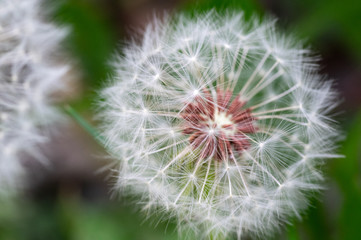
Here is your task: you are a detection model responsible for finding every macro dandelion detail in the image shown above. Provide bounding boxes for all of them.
[0,0,69,194]
[181,88,256,161]
[98,12,341,239]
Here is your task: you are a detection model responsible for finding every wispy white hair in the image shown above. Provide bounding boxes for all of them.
[0,0,69,195]
[98,11,341,239]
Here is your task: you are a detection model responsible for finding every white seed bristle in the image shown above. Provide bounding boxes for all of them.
[98,11,341,239]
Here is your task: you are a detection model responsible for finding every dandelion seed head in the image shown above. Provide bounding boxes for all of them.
[0,0,69,195]
[98,11,341,239]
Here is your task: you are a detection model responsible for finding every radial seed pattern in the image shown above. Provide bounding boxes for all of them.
[182,88,256,161]
[99,12,340,239]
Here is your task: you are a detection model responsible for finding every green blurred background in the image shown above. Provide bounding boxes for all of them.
[1,0,360,239]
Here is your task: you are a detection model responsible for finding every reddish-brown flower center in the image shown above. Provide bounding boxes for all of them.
[181,88,256,161]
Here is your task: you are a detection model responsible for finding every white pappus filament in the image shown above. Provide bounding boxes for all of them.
[98,11,341,239]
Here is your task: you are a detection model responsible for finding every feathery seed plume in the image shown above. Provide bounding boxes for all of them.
[0,0,69,195]
[98,12,341,239]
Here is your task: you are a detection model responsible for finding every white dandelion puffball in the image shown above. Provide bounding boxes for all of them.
[0,0,69,195]
[99,12,340,239]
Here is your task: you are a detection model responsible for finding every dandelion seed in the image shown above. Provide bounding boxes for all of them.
[98,11,341,239]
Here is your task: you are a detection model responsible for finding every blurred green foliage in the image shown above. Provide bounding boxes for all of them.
[55,0,118,88]
[1,0,360,239]
[180,0,263,19]
[292,0,361,61]
[0,196,182,240]
[331,111,361,240]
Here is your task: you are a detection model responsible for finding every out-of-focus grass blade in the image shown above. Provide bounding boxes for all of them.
[64,105,105,146]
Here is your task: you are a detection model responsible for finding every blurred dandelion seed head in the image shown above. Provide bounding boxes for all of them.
[0,0,69,195]
[98,11,341,239]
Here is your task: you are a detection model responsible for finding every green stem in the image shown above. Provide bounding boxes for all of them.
[64,105,105,147]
